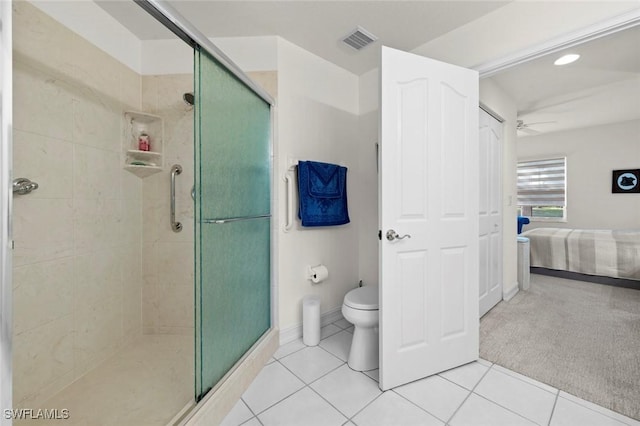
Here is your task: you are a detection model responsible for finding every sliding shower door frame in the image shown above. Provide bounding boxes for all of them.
[135,0,274,107]
[0,1,12,424]
[135,0,279,418]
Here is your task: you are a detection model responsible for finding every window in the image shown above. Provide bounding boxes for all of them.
[517,157,566,220]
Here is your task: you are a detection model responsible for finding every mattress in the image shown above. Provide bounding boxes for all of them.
[521,228,640,281]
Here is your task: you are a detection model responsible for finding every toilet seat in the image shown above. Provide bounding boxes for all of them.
[344,286,378,310]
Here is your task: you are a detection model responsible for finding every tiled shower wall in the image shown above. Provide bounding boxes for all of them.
[141,74,195,335]
[11,1,143,407]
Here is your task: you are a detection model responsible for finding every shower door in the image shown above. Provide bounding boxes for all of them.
[194,47,272,400]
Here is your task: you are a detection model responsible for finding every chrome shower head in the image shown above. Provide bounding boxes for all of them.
[183,92,194,106]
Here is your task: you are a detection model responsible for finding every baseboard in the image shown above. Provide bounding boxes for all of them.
[279,307,344,345]
[503,283,519,302]
[181,328,279,426]
[531,267,640,290]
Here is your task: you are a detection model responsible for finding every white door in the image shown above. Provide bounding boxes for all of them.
[379,46,479,390]
[479,108,503,317]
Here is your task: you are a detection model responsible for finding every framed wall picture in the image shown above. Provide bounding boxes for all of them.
[612,169,640,193]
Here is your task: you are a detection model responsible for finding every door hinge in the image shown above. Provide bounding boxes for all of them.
[378,230,382,240]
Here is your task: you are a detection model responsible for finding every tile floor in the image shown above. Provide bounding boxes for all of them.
[222,319,640,426]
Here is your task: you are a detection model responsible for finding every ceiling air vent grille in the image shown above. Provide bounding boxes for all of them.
[342,27,378,51]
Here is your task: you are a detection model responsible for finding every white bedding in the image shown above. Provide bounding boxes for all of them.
[521,228,640,281]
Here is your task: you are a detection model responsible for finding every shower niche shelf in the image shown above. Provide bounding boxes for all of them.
[123,111,164,178]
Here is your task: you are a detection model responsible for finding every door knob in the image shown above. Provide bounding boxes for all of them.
[386,229,411,241]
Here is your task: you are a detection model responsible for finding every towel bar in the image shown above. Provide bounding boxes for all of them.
[283,159,298,232]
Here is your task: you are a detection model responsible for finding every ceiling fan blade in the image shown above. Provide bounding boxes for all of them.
[518,127,540,135]
[525,120,556,126]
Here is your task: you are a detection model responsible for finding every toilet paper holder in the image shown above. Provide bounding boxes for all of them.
[307,264,329,283]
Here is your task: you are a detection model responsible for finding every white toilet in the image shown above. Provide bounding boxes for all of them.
[341,285,379,371]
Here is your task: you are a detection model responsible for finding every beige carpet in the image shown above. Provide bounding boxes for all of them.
[480,273,640,421]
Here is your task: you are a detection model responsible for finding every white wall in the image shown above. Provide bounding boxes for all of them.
[517,119,640,231]
[276,38,361,332]
[357,69,380,288]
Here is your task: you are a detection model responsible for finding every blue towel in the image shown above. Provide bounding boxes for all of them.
[297,161,350,227]
[517,216,530,234]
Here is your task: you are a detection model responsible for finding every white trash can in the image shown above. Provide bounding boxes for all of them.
[302,295,321,346]
[517,237,530,291]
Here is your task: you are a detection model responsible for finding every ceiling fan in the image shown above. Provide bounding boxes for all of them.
[516,119,556,135]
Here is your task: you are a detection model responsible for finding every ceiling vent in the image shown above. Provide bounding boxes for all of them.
[342,26,378,51]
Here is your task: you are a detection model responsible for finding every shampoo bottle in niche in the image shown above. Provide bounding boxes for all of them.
[138,132,150,151]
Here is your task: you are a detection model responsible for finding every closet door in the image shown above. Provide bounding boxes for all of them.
[194,47,271,400]
[479,108,503,317]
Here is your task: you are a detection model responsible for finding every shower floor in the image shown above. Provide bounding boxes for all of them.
[16,334,194,426]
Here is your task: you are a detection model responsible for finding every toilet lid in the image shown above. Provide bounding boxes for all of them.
[344,286,378,310]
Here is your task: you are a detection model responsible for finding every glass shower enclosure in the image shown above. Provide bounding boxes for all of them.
[193,47,272,400]
[1,0,274,422]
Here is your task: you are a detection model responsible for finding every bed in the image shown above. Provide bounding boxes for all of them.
[521,228,640,288]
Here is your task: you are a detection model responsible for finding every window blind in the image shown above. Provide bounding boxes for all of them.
[517,158,566,206]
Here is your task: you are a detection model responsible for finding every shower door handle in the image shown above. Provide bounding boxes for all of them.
[13,178,39,195]
[170,164,183,232]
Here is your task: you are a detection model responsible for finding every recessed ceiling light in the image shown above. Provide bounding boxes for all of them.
[554,54,580,66]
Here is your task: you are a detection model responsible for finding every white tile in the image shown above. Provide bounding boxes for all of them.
[319,330,352,362]
[12,315,74,405]
[333,318,352,329]
[363,369,379,382]
[73,144,120,200]
[477,358,493,367]
[241,419,261,426]
[12,198,74,266]
[274,339,306,359]
[345,326,354,334]
[438,361,489,390]
[310,364,382,418]
[258,387,347,426]
[265,357,276,365]
[13,130,73,199]
[352,391,443,426]
[474,368,557,425]
[550,396,631,426]
[13,61,73,141]
[450,394,537,426]
[13,258,74,334]
[394,374,470,422]
[242,362,305,414]
[280,346,344,384]
[321,324,343,340]
[492,364,558,394]
[221,399,254,426]
[562,392,640,426]
[555,393,640,426]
